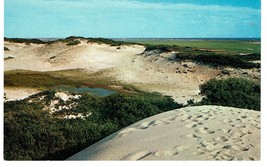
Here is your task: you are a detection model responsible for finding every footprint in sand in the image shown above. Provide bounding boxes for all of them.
[204,143,224,152]
[199,108,211,113]
[138,120,163,129]
[214,136,229,142]
[232,131,247,138]
[222,119,234,124]
[154,150,178,157]
[228,137,243,143]
[123,151,152,160]
[220,128,231,134]
[149,120,163,126]
[185,122,198,128]
[235,124,246,128]
[175,145,190,151]
[195,127,215,134]
[195,127,209,134]
[138,122,150,129]
[219,154,234,160]
[117,127,136,137]
[193,151,205,155]
[186,133,201,139]
[167,116,180,122]
[231,144,249,151]
[210,150,222,157]
[180,115,192,121]
[240,115,247,119]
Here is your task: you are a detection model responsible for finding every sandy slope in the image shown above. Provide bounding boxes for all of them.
[4,87,41,101]
[67,105,260,161]
[4,40,145,71]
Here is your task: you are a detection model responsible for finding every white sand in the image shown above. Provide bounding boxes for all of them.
[4,87,41,101]
[67,105,260,161]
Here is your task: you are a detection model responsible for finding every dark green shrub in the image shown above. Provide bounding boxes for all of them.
[4,91,182,160]
[199,78,260,110]
[4,47,10,51]
[175,53,260,69]
[66,40,81,46]
[4,37,46,44]
[4,103,66,160]
[4,56,14,60]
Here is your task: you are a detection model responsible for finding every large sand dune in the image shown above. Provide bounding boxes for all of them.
[67,105,260,161]
[4,40,222,103]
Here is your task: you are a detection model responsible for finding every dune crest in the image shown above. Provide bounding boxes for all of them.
[67,105,260,161]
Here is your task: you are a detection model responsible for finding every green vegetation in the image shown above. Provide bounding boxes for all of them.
[47,36,138,46]
[127,39,261,54]
[197,78,260,111]
[4,92,183,160]
[4,56,14,61]
[143,44,188,52]
[86,37,138,46]
[4,70,80,89]
[174,53,260,69]
[4,47,10,51]
[4,36,138,46]
[143,43,260,69]
[66,40,81,46]
[4,69,142,94]
[4,37,260,54]
[4,37,46,44]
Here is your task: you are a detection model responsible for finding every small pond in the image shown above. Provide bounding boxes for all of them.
[55,86,116,97]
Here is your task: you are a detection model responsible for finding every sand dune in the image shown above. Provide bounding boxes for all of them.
[4,40,145,71]
[67,105,260,161]
[4,39,260,104]
[4,40,222,103]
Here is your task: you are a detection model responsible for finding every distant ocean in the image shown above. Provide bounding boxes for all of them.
[113,38,261,41]
[37,37,261,42]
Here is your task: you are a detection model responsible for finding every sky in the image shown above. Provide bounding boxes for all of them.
[4,0,261,38]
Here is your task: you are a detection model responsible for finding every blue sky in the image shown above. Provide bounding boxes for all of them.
[4,0,261,38]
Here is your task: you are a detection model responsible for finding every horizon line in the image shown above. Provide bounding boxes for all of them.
[4,37,261,39]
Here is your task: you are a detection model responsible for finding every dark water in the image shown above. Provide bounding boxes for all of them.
[56,86,116,97]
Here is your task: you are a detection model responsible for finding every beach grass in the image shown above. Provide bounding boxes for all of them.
[4,70,80,89]
[124,39,260,54]
[4,69,141,93]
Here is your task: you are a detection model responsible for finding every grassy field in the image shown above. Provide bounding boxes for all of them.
[124,39,260,54]
[4,69,140,93]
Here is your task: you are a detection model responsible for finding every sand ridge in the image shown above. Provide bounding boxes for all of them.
[67,105,260,161]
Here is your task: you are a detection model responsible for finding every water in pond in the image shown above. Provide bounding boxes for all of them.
[56,86,116,97]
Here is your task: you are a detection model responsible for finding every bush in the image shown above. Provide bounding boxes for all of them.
[4,47,10,51]
[4,56,14,60]
[66,40,81,46]
[199,78,260,110]
[175,53,260,69]
[4,37,46,44]
[4,92,183,160]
